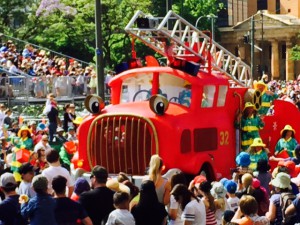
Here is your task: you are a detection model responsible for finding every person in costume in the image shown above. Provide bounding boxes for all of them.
[247,138,269,171]
[240,102,264,151]
[13,126,34,150]
[274,124,298,157]
[9,126,33,182]
[254,80,278,115]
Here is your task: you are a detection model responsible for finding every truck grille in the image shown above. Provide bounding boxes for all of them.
[87,114,158,175]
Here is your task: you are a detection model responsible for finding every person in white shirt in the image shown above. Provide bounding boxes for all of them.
[171,184,206,225]
[106,191,135,225]
[18,162,36,199]
[224,180,239,212]
[42,149,74,197]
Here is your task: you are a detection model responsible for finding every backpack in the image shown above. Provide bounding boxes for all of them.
[280,192,298,225]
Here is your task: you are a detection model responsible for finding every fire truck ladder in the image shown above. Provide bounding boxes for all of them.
[125,10,253,88]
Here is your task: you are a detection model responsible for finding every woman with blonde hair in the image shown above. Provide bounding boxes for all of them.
[148,154,171,205]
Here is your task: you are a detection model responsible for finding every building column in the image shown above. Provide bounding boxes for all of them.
[286,41,295,81]
[271,40,280,80]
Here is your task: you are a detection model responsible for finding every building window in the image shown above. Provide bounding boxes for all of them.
[257,0,267,10]
[282,44,286,59]
[276,0,280,14]
[194,128,217,151]
[181,129,191,153]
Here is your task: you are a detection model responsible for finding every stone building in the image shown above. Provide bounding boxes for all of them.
[219,0,300,80]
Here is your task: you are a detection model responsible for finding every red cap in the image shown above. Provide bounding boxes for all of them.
[194,175,207,185]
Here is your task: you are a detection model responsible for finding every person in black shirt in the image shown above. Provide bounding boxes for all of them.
[47,100,60,141]
[52,175,92,225]
[79,166,114,225]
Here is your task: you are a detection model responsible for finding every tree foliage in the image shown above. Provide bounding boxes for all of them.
[0,0,223,68]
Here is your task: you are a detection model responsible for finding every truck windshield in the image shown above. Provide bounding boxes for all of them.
[120,72,192,107]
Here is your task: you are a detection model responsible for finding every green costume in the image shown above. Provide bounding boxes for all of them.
[258,92,278,115]
[249,149,268,170]
[275,137,298,157]
[241,115,264,151]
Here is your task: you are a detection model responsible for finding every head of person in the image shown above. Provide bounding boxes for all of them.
[18,126,31,138]
[256,159,270,173]
[64,103,70,112]
[149,154,163,183]
[32,175,48,194]
[271,172,291,192]
[19,163,34,182]
[46,149,60,164]
[281,125,295,139]
[74,177,90,196]
[236,152,251,168]
[0,172,17,193]
[224,180,237,195]
[56,127,64,136]
[117,172,130,183]
[171,183,195,211]
[241,173,253,189]
[90,165,108,187]
[138,180,159,206]
[222,210,235,224]
[5,108,11,116]
[41,135,49,145]
[29,120,36,129]
[52,175,67,195]
[239,195,258,216]
[249,138,266,153]
[113,191,130,210]
[255,80,267,92]
[243,102,255,117]
[68,126,75,135]
[170,171,187,190]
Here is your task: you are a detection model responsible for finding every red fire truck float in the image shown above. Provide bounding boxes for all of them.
[74,10,300,180]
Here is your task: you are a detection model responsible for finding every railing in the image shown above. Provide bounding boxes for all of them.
[0,67,97,104]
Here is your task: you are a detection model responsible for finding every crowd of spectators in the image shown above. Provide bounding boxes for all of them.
[0,39,107,98]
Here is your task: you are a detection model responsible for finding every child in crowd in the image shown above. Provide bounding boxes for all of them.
[231,195,269,224]
[232,152,253,184]
[221,210,235,225]
[70,177,91,202]
[18,163,36,198]
[224,180,239,212]
[211,181,229,225]
[106,191,135,225]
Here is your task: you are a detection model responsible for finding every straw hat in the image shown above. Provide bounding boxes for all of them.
[280,125,295,136]
[254,80,267,91]
[18,126,32,138]
[106,179,130,193]
[250,138,266,148]
[243,102,255,111]
[271,172,291,189]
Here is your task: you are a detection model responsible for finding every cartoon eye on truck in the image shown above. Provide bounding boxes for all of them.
[73,10,300,180]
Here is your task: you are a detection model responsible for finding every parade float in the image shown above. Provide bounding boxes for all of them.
[74,10,300,180]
